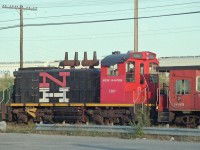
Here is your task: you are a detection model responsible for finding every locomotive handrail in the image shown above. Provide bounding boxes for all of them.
[156,88,159,108]
[133,87,141,114]
[0,90,5,104]
[6,91,10,105]
[0,99,4,105]
[141,86,148,114]
[6,99,10,105]
[141,74,149,114]
[134,74,150,114]
[167,89,169,108]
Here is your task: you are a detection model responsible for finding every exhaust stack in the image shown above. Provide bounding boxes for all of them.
[81,51,99,68]
[59,52,80,68]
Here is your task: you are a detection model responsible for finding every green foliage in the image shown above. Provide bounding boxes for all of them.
[0,76,14,91]
[133,106,151,137]
[3,122,35,133]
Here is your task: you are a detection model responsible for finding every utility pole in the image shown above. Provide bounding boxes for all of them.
[134,0,138,52]
[2,5,37,68]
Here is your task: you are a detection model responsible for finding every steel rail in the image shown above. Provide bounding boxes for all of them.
[35,124,200,137]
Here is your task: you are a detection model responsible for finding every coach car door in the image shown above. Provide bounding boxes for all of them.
[195,76,200,110]
[171,78,193,110]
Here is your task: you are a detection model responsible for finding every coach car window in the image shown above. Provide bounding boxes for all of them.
[126,62,135,82]
[176,80,189,95]
[108,64,118,76]
[196,77,200,91]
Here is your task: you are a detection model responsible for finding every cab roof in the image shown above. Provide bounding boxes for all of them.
[101,53,129,67]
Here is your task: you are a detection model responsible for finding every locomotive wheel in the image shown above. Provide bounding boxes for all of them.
[182,115,199,128]
[93,114,104,125]
[104,118,110,125]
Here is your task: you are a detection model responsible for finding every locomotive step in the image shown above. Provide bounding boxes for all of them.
[158,111,170,122]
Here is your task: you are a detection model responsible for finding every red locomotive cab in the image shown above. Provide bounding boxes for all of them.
[100,51,159,105]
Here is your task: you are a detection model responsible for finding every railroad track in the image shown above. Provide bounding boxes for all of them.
[35,124,200,137]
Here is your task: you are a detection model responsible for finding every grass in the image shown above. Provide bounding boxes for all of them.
[4,122,35,133]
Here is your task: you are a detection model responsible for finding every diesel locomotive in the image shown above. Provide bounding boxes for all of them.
[4,51,200,127]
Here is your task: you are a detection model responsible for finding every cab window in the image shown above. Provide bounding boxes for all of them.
[176,79,189,95]
[149,62,158,83]
[140,63,144,75]
[150,75,158,83]
[149,62,158,74]
[196,77,200,91]
[140,63,144,84]
[108,64,118,76]
[126,62,135,82]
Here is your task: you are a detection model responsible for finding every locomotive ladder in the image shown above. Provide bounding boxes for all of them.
[157,87,170,123]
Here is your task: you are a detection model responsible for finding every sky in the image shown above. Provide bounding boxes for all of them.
[0,0,200,62]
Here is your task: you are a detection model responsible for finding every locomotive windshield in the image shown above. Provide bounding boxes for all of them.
[149,62,158,83]
[149,62,158,74]
[126,62,135,82]
[149,54,155,59]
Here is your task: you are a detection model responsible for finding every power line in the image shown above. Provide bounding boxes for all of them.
[140,4,200,14]
[1,35,133,42]
[0,8,133,23]
[1,28,200,42]
[39,0,133,8]
[2,24,200,40]
[139,10,200,19]
[141,25,200,32]
[0,18,19,23]
[139,1,200,10]
[38,1,200,9]
[26,0,132,7]
[1,1,200,23]
[141,29,200,36]
[0,10,200,31]
[1,31,133,39]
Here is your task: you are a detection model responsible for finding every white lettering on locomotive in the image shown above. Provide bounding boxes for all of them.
[39,87,70,103]
[103,79,110,82]
[111,79,122,82]
[102,79,122,82]
[39,72,70,103]
[174,103,184,107]
[109,89,116,93]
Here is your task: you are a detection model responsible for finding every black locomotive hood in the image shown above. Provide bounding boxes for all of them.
[101,53,129,67]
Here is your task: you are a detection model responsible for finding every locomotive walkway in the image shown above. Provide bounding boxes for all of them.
[35,124,200,137]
